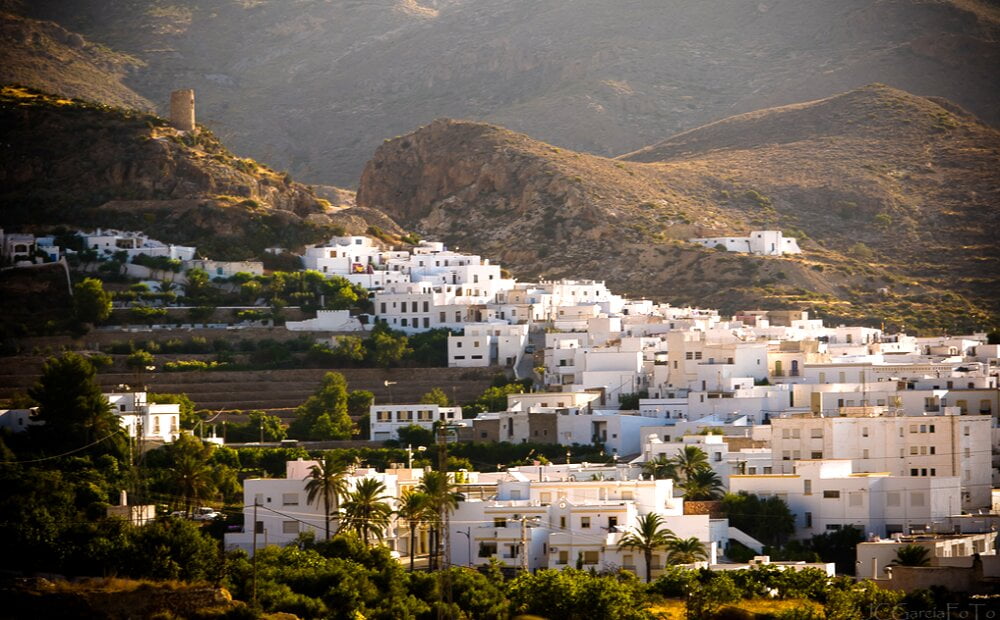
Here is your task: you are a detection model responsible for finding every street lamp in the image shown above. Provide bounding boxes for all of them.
[407,444,427,469]
[456,527,472,566]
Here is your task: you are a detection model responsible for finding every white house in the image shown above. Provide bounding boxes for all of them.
[769,411,992,509]
[106,391,181,444]
[689,230,802,256]
[370,403,463,441]
[448,466,728,579]
[448,323,528,368]
[225,459,414,553]
[730,459,962,539]
[856,531,998,581]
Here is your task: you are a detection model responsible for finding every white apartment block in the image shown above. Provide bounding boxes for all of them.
[769,411,991,509]
[370,403,463,441]
[448,323,528,368]
[225,460,414,553]
[448,466,724,579]
[689,230,802,256]
[730,460,962,539]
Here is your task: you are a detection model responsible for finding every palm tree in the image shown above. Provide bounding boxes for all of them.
[679,468,724,501]
[665,536,708,565]
[673,446,710,481]
[304,454,347,540]
[642,455,678,481]
[170,453,214,516]
[339,477,393,546]
[397,489,431,571]
[890,544,931,567]
[617,512,676,582]
[419,470,461,570]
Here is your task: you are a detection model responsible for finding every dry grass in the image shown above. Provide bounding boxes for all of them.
[648,598,822,619]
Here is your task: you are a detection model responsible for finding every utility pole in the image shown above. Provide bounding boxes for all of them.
[520,515,530,573]
[436,420,453,620]
[252,500,259,607]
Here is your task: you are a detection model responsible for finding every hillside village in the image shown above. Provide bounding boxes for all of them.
[3,227,999,599]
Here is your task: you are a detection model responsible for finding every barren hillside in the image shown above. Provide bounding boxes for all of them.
[0,86,396,259]
[9,0,1000,185]
[358,85,1000,332]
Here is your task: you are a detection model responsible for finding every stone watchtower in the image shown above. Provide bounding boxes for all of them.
[169,89,195,132]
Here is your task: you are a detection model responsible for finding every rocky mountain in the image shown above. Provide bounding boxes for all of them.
[8,0,1000,186]
[357,84,1000,333]
[0,86,398,259]
[0,11,152,111]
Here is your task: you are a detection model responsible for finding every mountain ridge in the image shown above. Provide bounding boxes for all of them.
[358,84,1000,333]
[0,86,395,259]
[7,0,999,185]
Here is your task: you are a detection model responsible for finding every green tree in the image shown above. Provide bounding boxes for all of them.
[673,445,710,481]
[397,423,434,447]
[348,389,374,418]
[890,543,931,567]
[339,477,393,546]
[185,267,211,301]
[419,470,461,570]
[665,536,708,565]
[304,454,348,540]
[642,455,678,481]
[73,277,112,324]
[617,512,676,583]
[679,468,724,501]
[164,435,216,515]
[420,387,450,406]
[289,371,355,440]
[332,335,366,363]
[370,328,411,368]
[126,349,155,372]
[28,352,124,457]
[721,492,795,548]
[397,489,431,572]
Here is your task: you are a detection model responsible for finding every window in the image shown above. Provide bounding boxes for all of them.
[849,492,863,507]
[911,492,926,507]
[560,516,566,529]
[910,446,919,455]
[558,550,569,565]
[255,521,264,534]
[582,551,599,565]
[608,516,618,529]
[804,480,812,495]
[282,493,299,506]
[810,428,823,439]
[886,492,901,507]
[930,446,936,455]
[581,517,591,529]
[804,512,812,527]
[911,468,919,476]
[811,451,823,459]
[282,521,299,535]
[822,490,840,499]
[826,524,842,531]
[494,518,507,527]
[478,543,497,558]
[621,490,633,500]
[540,492,552,505]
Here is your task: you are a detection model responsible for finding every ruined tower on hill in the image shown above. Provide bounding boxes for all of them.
[169,89,195,132]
